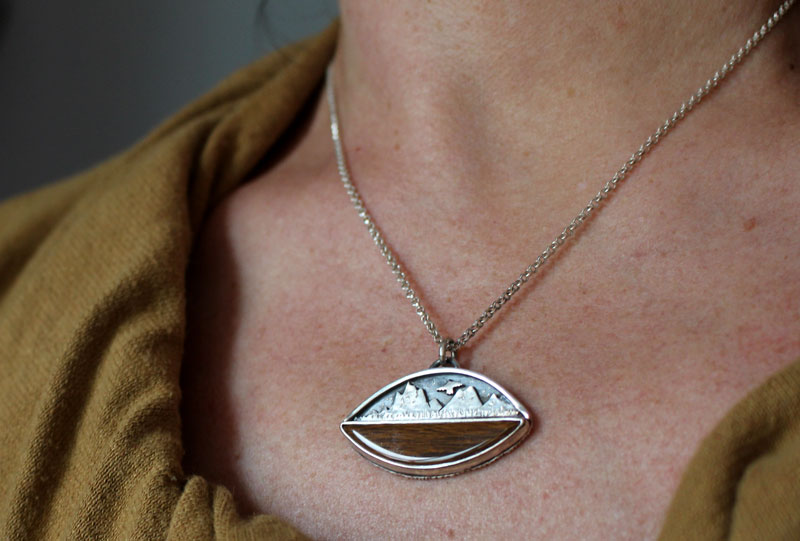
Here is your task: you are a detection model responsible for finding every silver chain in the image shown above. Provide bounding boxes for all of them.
[326,0,795,354]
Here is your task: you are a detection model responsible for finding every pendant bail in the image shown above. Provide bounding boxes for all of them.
[431,338,459,368]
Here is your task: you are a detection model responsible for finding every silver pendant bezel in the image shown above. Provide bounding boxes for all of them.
[341,367,532,478]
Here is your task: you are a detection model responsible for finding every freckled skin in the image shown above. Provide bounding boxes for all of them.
[181,88,800,538]
[182,2,800,538]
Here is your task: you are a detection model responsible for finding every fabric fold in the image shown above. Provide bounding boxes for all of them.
[0,18,797,540]
[0,23,337,540]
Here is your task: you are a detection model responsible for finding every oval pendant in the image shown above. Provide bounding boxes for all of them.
[341,367,532,478]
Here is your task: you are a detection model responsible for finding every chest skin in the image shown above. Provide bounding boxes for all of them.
[180,174,798,539]
[180,78,800,538]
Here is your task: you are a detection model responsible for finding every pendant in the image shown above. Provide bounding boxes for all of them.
[341,353,532,478]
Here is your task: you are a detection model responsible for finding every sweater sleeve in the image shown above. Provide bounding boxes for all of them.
[658,359,800,540]
[0,23,336,541]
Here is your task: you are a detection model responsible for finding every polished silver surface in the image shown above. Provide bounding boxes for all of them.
[356,372,522,421]
[430,338,459,369]
[326,1,795,354]
[341,367,532,478]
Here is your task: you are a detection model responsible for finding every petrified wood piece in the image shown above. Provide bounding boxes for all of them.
[341,367,532,478]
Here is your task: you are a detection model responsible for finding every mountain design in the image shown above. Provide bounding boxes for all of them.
[441,386,482,412]
[481,394,506,411]
[341,370,533,477]
[361,382,518,420]
[390,383,430,412]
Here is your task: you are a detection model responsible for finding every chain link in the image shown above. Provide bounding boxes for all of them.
[326,0,795,353]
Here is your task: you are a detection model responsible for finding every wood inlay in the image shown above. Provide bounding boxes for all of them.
[342,420,520,463]
[340,367,533,477]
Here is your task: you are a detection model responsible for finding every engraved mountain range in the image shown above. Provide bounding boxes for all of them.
[361,381,519,420]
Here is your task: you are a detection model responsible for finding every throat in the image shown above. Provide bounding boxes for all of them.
[330,0,798,216]
[335,0,789,136]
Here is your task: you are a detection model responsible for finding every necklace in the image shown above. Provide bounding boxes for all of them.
[329,1,795,479]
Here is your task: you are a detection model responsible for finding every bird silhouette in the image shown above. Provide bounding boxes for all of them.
[436,381,464,395]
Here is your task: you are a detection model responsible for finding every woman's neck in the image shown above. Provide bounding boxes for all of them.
[335,0,789,113]
[330,0,796,202]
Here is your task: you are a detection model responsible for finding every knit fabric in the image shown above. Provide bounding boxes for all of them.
[0,22,797,540]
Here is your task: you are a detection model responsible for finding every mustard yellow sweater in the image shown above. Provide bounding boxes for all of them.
[0,24,798,540]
